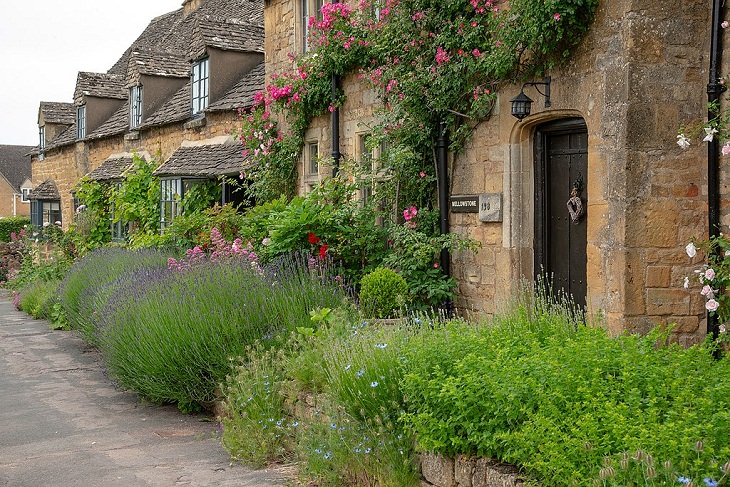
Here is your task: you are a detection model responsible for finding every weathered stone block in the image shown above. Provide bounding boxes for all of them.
[646,288,691,316]
[645,266,671,288]
[455,455,475,487]
[421,453,455,487]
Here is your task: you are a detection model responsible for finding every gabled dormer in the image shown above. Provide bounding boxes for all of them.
[125,50,190,130]
[73,72,127,140]
[187,19,264,117]
[37,102,75,160]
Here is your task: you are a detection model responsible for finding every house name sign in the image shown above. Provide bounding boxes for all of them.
[449,193,503,222]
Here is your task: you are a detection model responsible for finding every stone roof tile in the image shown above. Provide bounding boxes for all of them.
[139,81,192,129]
[39,102,75,125]
[74,72,127,102]
[29,179,60,200]
[0,145,33,191]
[86,155,135,181]
[189,20,264,59]
[127,49,190,80]
[154,142,244,177]
[87,102,130,140]
[208,62,264,111]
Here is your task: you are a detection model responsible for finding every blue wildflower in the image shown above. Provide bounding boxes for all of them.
[344,364,351,371]
[704,479,718,487]
[375,343,387,349]
[330,422,337,429]
[324,451,332,460]
[677,477,691,485]
[357,369,365,377]
[365,447,371,454]
[371,381,379,388]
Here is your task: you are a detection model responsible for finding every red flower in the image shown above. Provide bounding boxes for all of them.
[319,244,329,259]
[308,232,320,244]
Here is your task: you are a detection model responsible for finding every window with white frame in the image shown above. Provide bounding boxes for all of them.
[356,133,389,205]
[191,58,209,115]
[130,85,143,128]
[160,178,182,229]
[301,0,325,52]
[21,188,31,203]
[76,105,86,139]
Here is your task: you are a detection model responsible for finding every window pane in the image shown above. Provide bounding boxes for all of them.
[309,143,318,174]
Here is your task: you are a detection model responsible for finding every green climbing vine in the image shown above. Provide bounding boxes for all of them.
[237,0,599,204]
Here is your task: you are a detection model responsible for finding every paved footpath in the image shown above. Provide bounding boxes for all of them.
[0,292,290,487]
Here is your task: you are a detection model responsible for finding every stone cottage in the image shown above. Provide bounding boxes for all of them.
[0,145,33,218]
[262,0,724,343]
[29,0,264,229]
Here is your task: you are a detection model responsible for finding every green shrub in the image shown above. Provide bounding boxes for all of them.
[0,217,30,242]
[59,247,170,344]
[359,267,408,318]
[17,279,61,320]
[99,254,345,412]
[400,289,730,486]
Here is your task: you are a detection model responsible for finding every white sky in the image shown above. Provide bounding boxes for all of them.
[0,1,182,146]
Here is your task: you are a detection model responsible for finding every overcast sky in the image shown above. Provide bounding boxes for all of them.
[0,1,181,147]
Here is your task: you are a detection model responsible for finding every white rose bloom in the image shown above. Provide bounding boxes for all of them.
[686,242,697,258]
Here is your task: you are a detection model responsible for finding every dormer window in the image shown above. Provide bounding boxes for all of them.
[191,58,209,115]
[130,85,143,128]
[38,126,45,161]
[77,105,86,139]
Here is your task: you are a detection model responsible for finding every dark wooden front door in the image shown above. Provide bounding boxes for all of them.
[535,118,588,309]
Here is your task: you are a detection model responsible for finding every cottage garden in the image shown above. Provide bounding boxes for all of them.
[3,0,730,485]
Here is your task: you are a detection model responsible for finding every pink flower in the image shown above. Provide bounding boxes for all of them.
[472,48,481,58]
[722,141,730,156]
[553,13,561,21]
[706,299,720,312]
[723,20,729,29]
[435,47,450,65]
[705,268,717,280]
[433,262,440,269]
[419,171,426,178]
[701,285,715,299]
[403,206,418,221]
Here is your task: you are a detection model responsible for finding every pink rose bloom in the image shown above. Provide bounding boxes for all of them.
[553,13,561,21]
[705,268,716,280]
[403,206,418,221]
[706,299,720,312]
[723,20,729,29]
[701,285,714,299]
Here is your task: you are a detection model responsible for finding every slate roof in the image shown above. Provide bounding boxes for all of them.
[127,49,190,80]
[108,0,263,78]
[87,102,130,140]
[74,72,127,102]
[39,102,75,125]
[189,20,264,59]
[139,81,192,129]
[47,124,77,150]
[29,179,60,200]
[154,142,245,177]
[0,145,32,192]
[86,155,135,181]
[208,62,264,111]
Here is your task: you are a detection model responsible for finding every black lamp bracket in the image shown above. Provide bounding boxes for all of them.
[521,76,551,108]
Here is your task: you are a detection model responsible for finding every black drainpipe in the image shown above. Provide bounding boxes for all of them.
[437,120,451,281]
[330,2,341,176]
[707,0,725,338]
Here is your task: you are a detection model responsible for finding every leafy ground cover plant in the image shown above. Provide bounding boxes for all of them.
[399,287,730,486]
[223,308,421,486]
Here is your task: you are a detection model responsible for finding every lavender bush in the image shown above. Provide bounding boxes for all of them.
[98,252,346,412]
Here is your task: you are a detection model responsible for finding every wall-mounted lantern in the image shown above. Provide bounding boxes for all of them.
[510,77,552,121]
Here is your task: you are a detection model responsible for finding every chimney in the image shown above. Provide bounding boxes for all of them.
[182,0,205,17]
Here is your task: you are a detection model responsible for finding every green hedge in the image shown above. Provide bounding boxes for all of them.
[0,216,30,242]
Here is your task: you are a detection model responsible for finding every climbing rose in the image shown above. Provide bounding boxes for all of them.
[705,268,716,280]
[706,299,720,312]
[553,13,561,21]
[722,141,730,156]
[403,206,418,221]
